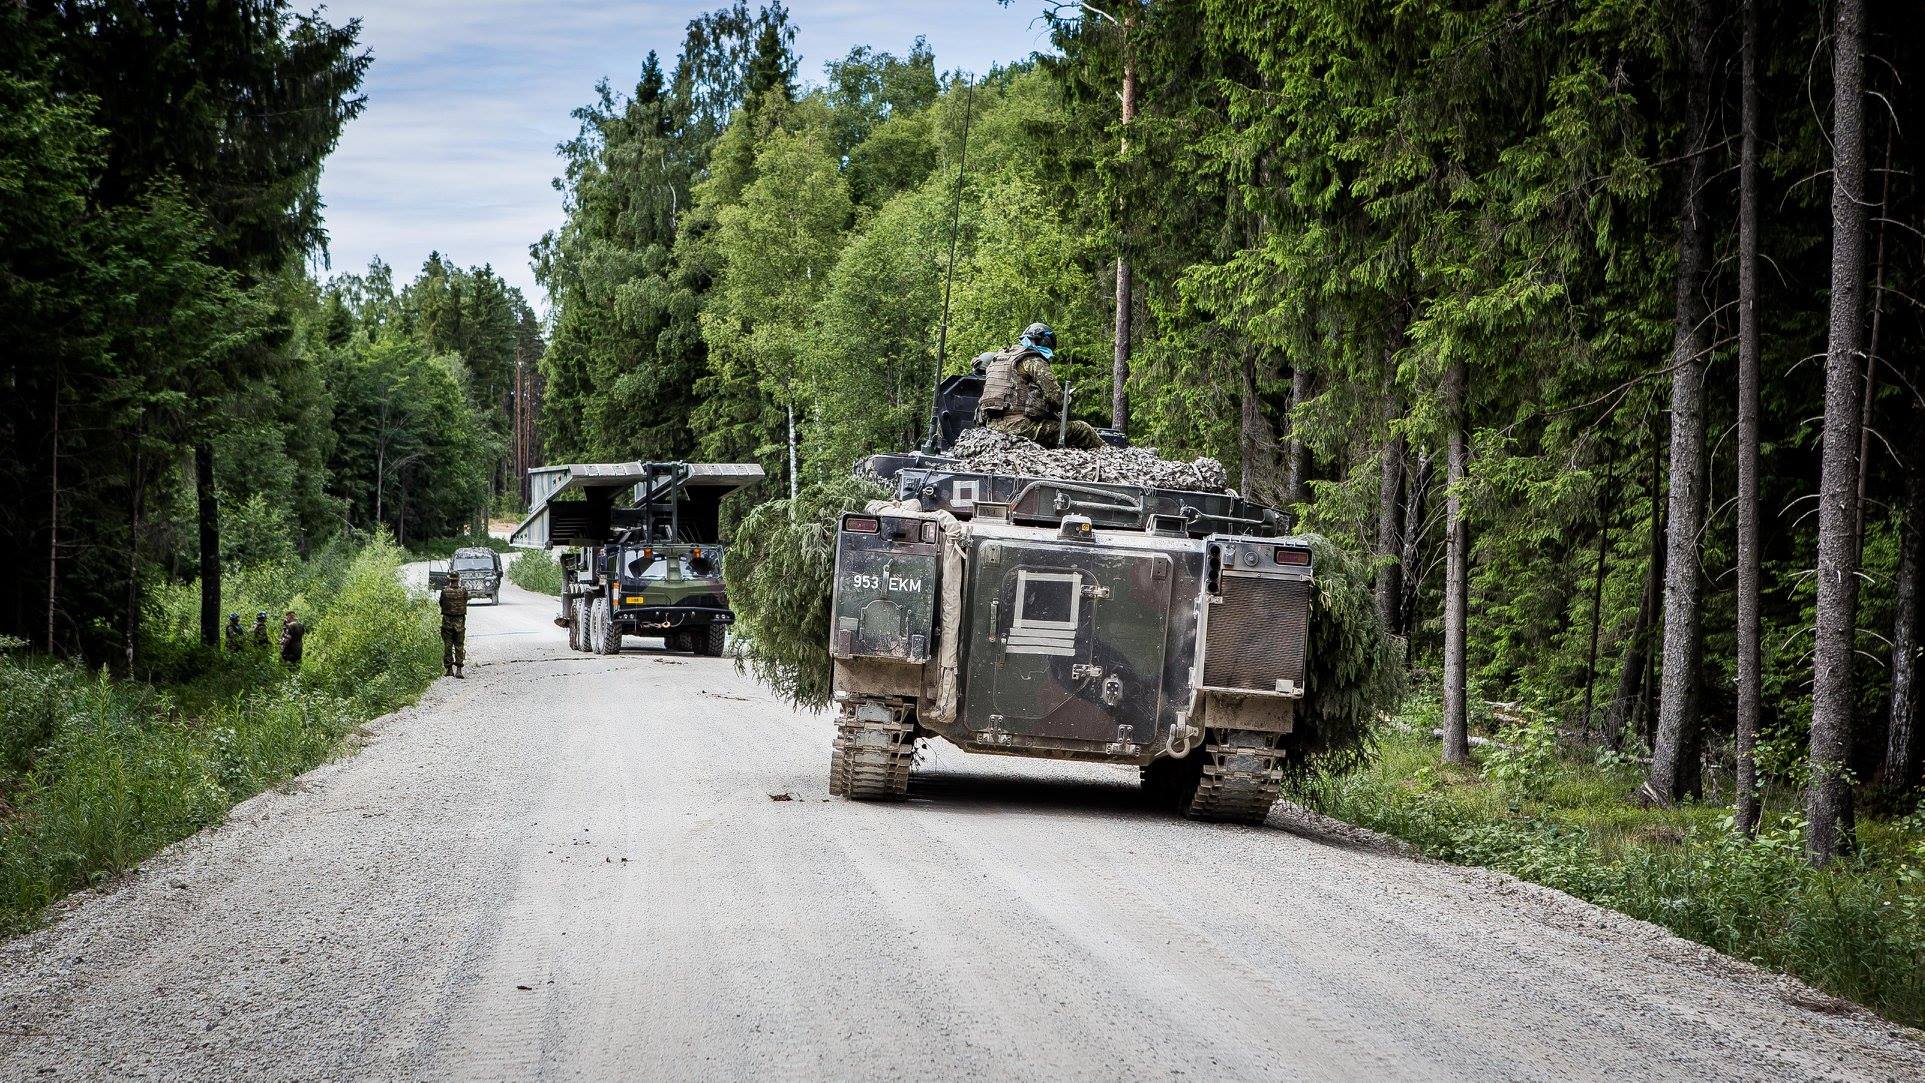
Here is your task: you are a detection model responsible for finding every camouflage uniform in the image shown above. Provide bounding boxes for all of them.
[224,615,246,651]
[439,582,468,676]
[974,347,1105,450]
[279,615,306,668]
[250,614,271,649]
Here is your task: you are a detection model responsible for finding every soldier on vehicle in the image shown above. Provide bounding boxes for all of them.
[225,612,246,651]
[439,575,468,679]
[279,610,306,669]
[973,322,1106,450]
[250,611,271,649]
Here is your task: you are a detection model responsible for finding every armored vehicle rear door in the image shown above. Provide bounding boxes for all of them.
[964,538,1173,748]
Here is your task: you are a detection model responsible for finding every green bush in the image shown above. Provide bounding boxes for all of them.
[724,476,891,708]
[1288,535,1406,787]
[1315,728,1925,1027]
[506,549,563,597]
[303,534,440,711]
[0,532,440,937]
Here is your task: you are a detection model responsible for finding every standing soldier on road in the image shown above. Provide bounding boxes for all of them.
[225,612,246,651]
[974,322,1106,450]
[279,610,306,669]
[250,611,271,650]
[439,576,468,679]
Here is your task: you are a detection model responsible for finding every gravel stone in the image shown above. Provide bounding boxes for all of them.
[947,427,1231,493]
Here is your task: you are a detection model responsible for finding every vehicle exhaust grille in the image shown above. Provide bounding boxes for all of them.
[1204,574,1309,693]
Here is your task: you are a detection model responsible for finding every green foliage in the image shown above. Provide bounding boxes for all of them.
[1290,535,1405,784]
[1318,730,1925,1027]
[507,550,564,597]
[0,535,437,936]
[302,535,440,712]
[723,476,892,708]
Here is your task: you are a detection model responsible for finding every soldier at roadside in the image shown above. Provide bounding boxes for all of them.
[250,611,271,650]
[279,610,306,669]
[973,322,1106,451]
[439,576,468,679]
[224,612,246,651]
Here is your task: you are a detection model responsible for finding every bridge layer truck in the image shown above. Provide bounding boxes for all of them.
[511,461,764,656]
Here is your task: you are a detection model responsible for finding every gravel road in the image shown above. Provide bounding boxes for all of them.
[3,571,1923,1081]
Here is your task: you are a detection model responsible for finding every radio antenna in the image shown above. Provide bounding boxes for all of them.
[933,75,974,381]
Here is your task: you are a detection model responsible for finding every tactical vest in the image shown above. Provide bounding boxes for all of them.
[975,347,1044,421]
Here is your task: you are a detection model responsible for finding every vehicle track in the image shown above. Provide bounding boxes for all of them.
[2,573,1922,1080]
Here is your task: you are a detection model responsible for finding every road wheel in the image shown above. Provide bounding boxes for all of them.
[1179,728,1285,825]
[567,597,584,651]
[701,624,726,657]
[1140,754,1201,809]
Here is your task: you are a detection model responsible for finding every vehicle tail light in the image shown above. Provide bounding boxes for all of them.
[844,516,880,534]
[1274,546,1310,566]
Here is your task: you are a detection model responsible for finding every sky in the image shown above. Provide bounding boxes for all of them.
[314,1,1057,313]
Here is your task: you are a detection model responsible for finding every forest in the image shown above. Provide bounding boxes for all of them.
[2,0,1923,1022]
[537,0,1922,870]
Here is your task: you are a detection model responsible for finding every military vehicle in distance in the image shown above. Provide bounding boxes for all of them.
[828,378,1312,823]
[512,461,764,656]
[427,546,503,604]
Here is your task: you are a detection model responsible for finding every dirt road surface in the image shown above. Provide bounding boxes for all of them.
[3,570,1922,1080]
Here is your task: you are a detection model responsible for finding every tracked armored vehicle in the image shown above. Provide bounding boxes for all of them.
[828,378,1314,823]
[512,461,764,656]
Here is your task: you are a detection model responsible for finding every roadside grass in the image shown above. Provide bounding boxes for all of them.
[0,534,439,937]
[1311,714,1925,1028]
[506,549,562,597]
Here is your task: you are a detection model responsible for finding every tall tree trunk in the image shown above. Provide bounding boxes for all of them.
[47,366,60,654]
[1239,350,1282,502]
[1400,450,1431,666]
[1734,0,1764,835]
[195,442,221,648]
[1110,21,1136,433]
[1606,436,1666,750]
[125,434,144,674]
[1644,0,1714,806]
[1581,450,1615,738]
[1880,448,1925,792]
[1375,394,1407,638]
[1442,354,1471,765]
[1851,129,1895,554]
[1285,366,1311,508]
[1809,0,1869,865]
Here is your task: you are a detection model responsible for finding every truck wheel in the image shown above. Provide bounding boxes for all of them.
[701,624,726,657]
[566,597,583,651]
[589,598,610,655]
[601,604,624,655]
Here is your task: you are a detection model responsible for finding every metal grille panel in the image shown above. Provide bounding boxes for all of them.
[1203,575,1309,692]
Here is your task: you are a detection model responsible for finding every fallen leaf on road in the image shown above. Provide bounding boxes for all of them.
[768,793,794,801]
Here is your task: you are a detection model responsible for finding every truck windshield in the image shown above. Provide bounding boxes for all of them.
[623,549,669,581]
[452,554,494,571]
